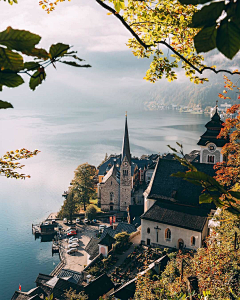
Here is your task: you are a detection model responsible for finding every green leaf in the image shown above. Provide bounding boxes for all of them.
[199,193,214,204]
[0,47,24,71]
[0,27,41,51]
[190,2,225,28]
[60,61,91,68]
[194,25,217,53]
[22,47,49,60]
[0,72,24,87]
[49,43,70,59]
[24,61,40,71]
[216,20,240,59]
[0,100,13,109]
[29,70,46,91]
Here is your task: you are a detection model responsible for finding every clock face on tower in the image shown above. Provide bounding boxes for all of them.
[124,162,128,167]
[208,143,216,153]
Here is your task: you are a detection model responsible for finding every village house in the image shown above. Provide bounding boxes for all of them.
[141,109,228,250]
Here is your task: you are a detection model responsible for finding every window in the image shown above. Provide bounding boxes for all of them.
[147,227,150,234]
[123,169,128,176]
[111,181,112,185]
[191,236,196,246]
[207,155,215,163]
[110,192,114,201]
[147,238,151,246]
[165,228,171,241]
[110,205,113,211]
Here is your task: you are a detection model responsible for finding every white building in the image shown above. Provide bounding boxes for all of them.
[141,109,228,250]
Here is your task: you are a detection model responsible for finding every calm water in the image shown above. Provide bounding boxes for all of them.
[0,105,209,299]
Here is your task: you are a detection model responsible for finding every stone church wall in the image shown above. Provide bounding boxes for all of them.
[100,176,120,212]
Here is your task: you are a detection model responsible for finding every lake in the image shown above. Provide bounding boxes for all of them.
[0,105,209,299]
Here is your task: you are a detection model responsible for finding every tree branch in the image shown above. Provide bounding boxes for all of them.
[95,0,240,77]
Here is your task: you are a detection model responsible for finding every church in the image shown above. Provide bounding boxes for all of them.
[98,114,136,212]
[141,109,228,250]
[97,114,157,212]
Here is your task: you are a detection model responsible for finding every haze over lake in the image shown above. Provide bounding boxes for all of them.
[0,103,209,299]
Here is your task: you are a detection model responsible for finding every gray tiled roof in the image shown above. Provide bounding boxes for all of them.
[35,273,53,285]
[57,269,82,284]
[84,273,114,300]
[101,222,137,240]
[85,237,100,260]
[11,292,42,300]
[145,158,215,208]
[99,233,116,246]
[52,278,84,299]
[141,201,208,232]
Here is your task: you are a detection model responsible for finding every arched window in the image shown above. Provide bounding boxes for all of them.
[191,236,196,246]
[207,155,215,163]
[147,227,150,234]
[165,228,171,241]
[110,192,114,201]
[123,169,128,176]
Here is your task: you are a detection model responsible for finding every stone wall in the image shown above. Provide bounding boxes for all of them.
[100,175,120,212]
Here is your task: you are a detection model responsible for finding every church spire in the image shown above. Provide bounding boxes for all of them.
[122,113,131,164]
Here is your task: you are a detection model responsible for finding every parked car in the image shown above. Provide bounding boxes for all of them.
[67,230,77,237]
[68,243,79,249]
[63,218,68,224]
[52,219,56,224]
[67,248,78,255]
[76,218,80,224]
[69,238,79,243]
[84,218,89,224]
[44,222,49,226]
[99,224,108,233]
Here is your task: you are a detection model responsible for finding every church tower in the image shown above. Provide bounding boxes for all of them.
[198,107,229,164]
[120,113,132,211]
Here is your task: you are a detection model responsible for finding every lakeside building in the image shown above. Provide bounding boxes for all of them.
[140,108,228,250]
[97,114,158,212]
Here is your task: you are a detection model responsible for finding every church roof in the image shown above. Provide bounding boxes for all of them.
[101,165,120,183]
[98,155,121,176]
[145,158,215,208]
[122,115,131,164]
[141,201,209,232]
[197,109,229,147]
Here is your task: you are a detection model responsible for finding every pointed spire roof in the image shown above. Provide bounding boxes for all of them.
[197,108,228,147]
[122,113,131,164]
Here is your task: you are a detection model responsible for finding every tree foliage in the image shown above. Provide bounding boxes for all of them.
[40,0,240,83]
[64,288,88,300]
[85,204,98,220]
[0,26,91,108]
[0,148,40,179]
[71,163,96,211]
[134,211,240,299]
[57,190,78,223]
[179,0,240,59]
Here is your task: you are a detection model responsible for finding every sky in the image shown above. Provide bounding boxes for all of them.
[1,0,160,110]
[0,0,239,110]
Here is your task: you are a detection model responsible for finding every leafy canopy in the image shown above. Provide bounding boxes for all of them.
[0,27,91,109]
[0,148,40,179]
[39,0,240,83]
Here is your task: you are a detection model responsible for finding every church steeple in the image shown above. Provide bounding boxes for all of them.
[198,107,228,164]
[197,108,227,148]
[121,112,131,164]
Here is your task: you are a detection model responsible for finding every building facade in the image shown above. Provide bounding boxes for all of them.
[141,109,228,250]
